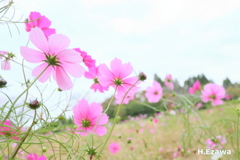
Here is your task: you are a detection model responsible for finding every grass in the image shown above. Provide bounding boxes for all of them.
[3,104,239,160]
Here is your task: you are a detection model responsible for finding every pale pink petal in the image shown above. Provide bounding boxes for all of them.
[20,47,45,63]
[84,71,94,79]
[48,34,70,54]
[99,64,114,79]
[1,60,10,70]
[119,62,133,79]
[61,62,85,78]
[98,76,113,87]
[58,49,82,63]
[55,67,73,90]
[110,58,122,77]
[32,63,52,83]
[29,27,49,53]
[94,126,107,136]
[212,99,223,106]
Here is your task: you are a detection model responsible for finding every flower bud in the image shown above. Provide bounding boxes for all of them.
[0,78,7,86]
[42,146,47,152]
[127,138,132,144]
[138,72,147,81]
[29,100,40,110]
[58,115,65,121]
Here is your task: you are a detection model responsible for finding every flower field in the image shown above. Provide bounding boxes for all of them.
[1,1,240,160]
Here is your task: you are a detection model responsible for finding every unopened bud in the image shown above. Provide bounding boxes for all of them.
[127,138,132,144]
[0,78,7,86]
[58,115,65,121]
[42,146,47,152]
[29,100,40,110]
[138,72,147,81]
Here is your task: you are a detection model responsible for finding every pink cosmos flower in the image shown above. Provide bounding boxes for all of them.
[26,153,47,160]
[74,48,96,68]
[153,118,158,123]
[98,58,139,94]
[73,99,109,136]
[0,51,10,70]
[0,120,20,140]
[206,135,227,150]
[164,74,174,90]
[115,86,139,104]
[109,142,120,154]
[150,129,155,134]
[173,146,183,158]
[20,27,85,90]
[225,94,233,101]
[158,148,163,152]
[139,129,144,133]
[130,146,134,150]
[201,83,226,106]
[196,102,202,110]
[25,12,56,37]
[145,81,163,103]
[189,80,201,94]
[84,65,109,92]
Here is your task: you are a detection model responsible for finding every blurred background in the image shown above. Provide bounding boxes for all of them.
[1,0,240,121]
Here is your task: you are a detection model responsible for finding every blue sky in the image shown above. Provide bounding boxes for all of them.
[1,0,240,121]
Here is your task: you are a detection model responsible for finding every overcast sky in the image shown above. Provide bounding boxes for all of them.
[1,0,240,120]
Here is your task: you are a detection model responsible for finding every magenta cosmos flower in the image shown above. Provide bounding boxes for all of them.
[73,99,109,136]
[115,86,139,104]
[109,142,120,154]
[20,27,85,90]
[145,81,163,103]
[200,83,225,106]
[189,80,201,94]
[73,48,96,68]
[164,74,174,90]
[25,12,56,37]
[225,94,233,101]
[84,65,109,93]
[0,51,10,70]
[26,153,47,160]
[206,135,227,150]
[0,120,20,140]
[98,58,139,94]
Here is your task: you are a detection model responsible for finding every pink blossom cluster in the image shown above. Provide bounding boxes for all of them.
[206,135,227,150]
[189,80,201,94]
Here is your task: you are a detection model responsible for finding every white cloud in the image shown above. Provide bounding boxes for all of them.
[80,0,126,8]
[111,0,240,34]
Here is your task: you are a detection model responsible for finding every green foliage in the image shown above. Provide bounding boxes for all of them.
[223,77,233,88]
[226,83,240,99]
[184,74,213,88]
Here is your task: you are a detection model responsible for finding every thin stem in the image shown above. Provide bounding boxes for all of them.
[237,113,239,159]
[10,110,37,159]
[97,80,139,157]
[20,58,28,125]
[0,65,49,126]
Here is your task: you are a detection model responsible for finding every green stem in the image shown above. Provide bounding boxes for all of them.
[237,114,239,159]
[10,110,37,159]
[0,65,49,126]
[97,80,139,157]
[20,58,29,125]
